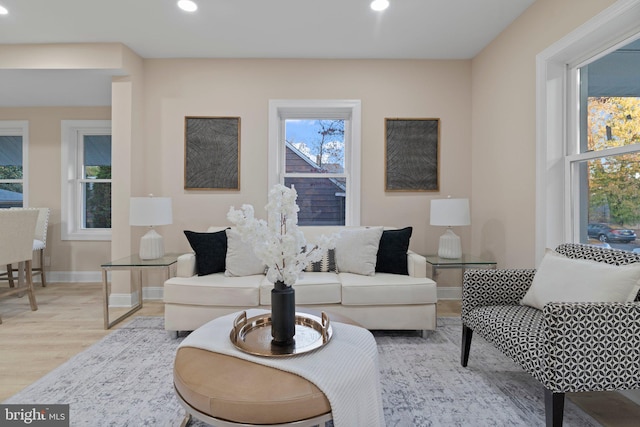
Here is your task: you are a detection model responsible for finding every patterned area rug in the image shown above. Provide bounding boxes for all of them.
[4,317,599,426]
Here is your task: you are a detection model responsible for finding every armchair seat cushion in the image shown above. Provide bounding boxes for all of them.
[464,305,545,382]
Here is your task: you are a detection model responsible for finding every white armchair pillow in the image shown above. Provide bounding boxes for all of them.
[520,249,640,310]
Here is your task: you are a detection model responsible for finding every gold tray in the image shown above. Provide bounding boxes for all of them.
[229,311,332,357]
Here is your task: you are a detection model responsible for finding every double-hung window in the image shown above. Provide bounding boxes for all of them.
[537,3,640,260]
[567,38,640,252]
[0,121,28,208]
[61,120,112,240]
[269,100,361,226]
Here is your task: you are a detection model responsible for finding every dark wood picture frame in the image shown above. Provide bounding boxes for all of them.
[385,118,440,192]
[184,116,240,190]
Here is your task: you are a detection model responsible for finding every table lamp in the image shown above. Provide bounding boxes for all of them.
[130,195,173,260]
[430,197,470,259]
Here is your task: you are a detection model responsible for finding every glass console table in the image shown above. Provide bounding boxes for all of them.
[425,254,497,281]
[101,254,179,329]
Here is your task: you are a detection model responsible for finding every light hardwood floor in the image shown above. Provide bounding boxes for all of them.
[0,283,638,426]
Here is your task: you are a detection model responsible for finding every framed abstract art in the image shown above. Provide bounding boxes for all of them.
[184,116,240,190]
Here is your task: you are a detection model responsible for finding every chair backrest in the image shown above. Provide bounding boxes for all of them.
[0,209,39,265]
[10,207,49,244]
[34,207,49,243]
[555,243,640,266]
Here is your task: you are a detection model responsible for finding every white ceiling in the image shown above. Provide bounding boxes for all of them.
[0,0,536,107]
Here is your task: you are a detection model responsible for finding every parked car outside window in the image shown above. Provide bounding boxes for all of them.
[587,223,637,243]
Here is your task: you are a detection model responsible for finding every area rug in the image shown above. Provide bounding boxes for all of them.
[4,317,599,427]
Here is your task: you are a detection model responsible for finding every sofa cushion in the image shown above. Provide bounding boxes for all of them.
[335,227,383,276]
[225,229,267,277]
[521,249,640,310]
[339,272,437,305]
[164,273,261,307]
[184,229,227,276]
[305,248,338,273]
[260,273,342,305]
[375,227,412,275]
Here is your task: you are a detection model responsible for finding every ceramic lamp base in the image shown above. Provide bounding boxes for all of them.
[139,228,165,260]
[437,228,462,259]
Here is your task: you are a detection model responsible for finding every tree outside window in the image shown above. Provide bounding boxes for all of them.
[586,97,640,227]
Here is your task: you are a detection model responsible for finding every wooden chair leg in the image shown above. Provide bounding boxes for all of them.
[38,249,47,287]
[461,324,473,367]
[544,389,565,427]
[25,260,38,312]
[7,264,15,288]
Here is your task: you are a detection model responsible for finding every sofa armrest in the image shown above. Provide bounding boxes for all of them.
[407,251,426,278]
[542,301,640,392]
[462,269,536,318]
[176,253,197,278]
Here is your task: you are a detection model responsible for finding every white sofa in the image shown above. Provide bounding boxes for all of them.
[163,226,438,335]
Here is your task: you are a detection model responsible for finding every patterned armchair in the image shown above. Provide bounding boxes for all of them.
[461,243,640,427]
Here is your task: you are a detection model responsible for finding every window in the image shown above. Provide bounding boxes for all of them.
[61,120,112,240]
[537,2,640,261]
[269,100,361,226]
[568,39,640,252]
[0,121,28,208]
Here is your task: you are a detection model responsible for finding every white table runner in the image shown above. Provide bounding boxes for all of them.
[178,309,385,427]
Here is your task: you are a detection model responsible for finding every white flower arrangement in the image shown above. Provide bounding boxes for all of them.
[227,184,336,287]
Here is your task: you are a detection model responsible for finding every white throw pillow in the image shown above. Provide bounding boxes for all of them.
[520,249,640,310]
[335,227,384,276]
[224,229,266,277]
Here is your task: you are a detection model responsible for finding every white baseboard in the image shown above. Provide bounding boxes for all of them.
[48,271,102,283]
[143,286,164,301]
[44,271,164,306]
[437,287,462,300]
[108,287,164,307]
[109,291,140,307]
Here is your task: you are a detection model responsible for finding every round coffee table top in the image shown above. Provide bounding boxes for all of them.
[174,310,360,425]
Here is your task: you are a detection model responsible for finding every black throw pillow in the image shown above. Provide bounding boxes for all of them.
[184,229,228,276]
[375,227,413,275]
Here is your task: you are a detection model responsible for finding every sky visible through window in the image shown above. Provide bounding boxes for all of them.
[285,119,345,171]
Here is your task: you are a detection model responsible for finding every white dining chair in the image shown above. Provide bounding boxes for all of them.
[30,207,50,287]
[2,207,50,287]
[0,209,39,324]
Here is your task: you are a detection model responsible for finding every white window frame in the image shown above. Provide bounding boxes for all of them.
[536,0,640,264]
[61,120,112,240]
[268,99,361,226]
[0,120,28,207]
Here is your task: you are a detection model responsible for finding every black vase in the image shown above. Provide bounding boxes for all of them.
[271,281,296,346]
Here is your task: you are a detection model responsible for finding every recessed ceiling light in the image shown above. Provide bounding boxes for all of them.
[177,0,198,13]
[0,5,9,15]
[370,0,389,12]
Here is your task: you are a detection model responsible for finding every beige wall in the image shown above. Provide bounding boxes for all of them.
[470,0,617,268]
[2,57,472,282]
[1,0,625,280]
[0,107,111,272]
[142,59,473,258]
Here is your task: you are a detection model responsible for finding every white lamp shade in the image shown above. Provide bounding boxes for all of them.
[130,197,173,226]
[430,198,470,227]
